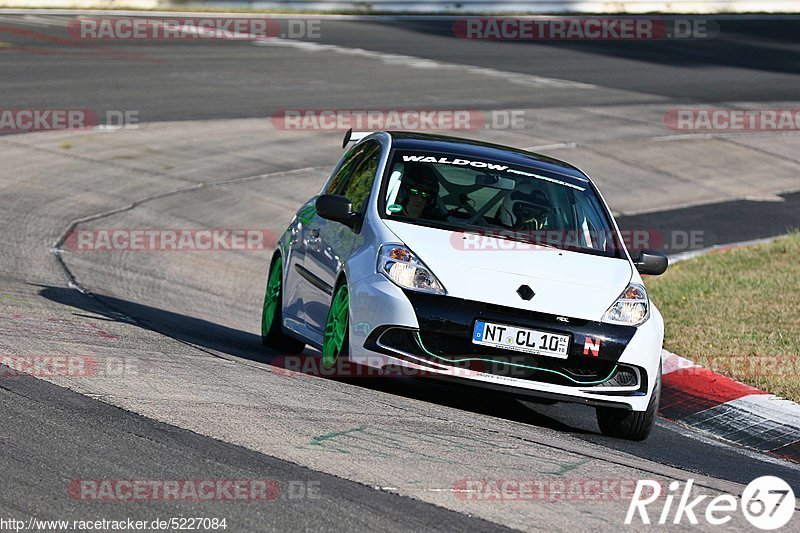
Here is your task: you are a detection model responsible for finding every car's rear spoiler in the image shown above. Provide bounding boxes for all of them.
[342,129,372,148]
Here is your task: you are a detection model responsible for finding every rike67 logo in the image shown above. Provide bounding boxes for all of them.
[626,476,795,530]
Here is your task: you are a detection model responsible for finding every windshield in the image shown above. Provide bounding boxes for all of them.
[381,150,624,258]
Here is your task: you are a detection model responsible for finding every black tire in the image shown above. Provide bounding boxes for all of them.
[261,256,305,354]
[596,364,661,441]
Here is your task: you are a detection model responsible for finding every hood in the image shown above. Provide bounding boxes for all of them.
[383,220,632,321]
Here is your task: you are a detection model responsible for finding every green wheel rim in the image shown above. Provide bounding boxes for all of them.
[261,257,283,338]
[322,284,349,368]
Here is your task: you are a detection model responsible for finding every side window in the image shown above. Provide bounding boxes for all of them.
[325,144,366,195]
[341,143,380,213]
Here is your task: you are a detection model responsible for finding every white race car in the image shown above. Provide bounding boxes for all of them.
[262,131,668,440]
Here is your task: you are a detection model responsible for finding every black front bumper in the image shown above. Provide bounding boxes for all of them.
[365,291,648,394]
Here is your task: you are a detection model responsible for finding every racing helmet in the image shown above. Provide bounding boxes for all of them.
[398,163,439,203]
[499,182,552,229]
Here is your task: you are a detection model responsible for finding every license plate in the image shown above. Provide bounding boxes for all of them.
[472,320,570,359]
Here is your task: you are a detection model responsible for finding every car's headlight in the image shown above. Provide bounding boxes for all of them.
[601,283,649,326]
[378,245,446,295]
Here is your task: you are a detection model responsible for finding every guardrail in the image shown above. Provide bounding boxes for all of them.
[224,1,800,12]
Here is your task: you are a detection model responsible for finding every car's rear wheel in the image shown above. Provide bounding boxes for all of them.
[596,364,661,441]
[261,256,305,354]
[322,282,349,369]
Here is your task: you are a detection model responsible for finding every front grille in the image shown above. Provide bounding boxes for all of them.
[376,327,631,387]
[402,291,637,363]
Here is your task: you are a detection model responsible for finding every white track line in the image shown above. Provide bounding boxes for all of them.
[253,38,597,90]
[0,14,68,26]
[22,14,69,26]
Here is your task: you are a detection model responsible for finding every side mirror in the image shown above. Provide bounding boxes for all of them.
[633,250,669,276]
[315,194,360,230]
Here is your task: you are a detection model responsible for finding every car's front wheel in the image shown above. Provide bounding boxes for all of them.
[261,256,305,354]
[322,281,350,369]
[595,365,661,441]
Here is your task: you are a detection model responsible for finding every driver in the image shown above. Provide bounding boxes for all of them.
[397,163,439,219]
[498,182,552,231]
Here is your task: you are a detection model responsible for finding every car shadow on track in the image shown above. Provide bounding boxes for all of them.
[36,285,800,490]
[380,18,800,75]
[38,284,596,437]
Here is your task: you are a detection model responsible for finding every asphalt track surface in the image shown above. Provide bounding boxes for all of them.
[1,16,799,118]
[1,13,799,532]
